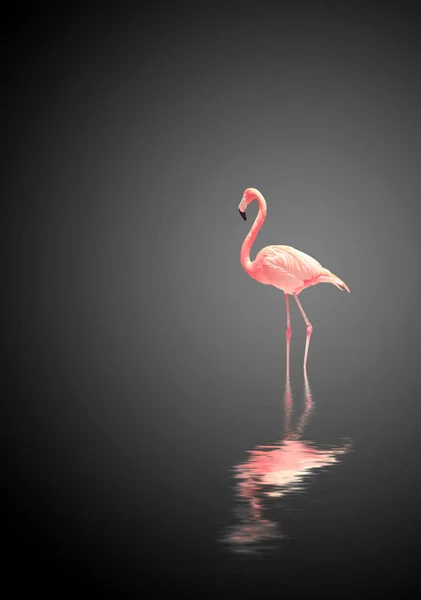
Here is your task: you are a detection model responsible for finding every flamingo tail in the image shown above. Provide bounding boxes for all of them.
[319,270,350,293]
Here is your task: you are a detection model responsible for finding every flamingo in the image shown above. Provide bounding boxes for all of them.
[238,187,350,373]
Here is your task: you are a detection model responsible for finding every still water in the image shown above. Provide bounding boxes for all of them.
[15,350,419,596]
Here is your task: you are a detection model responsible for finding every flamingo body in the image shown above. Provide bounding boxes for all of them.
[238,187,349,372]
[252,244,350,295]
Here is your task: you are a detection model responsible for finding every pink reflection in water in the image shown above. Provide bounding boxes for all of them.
[222,376,351,553]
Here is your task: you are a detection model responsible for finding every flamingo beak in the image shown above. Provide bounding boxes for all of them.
[239,209,247,221]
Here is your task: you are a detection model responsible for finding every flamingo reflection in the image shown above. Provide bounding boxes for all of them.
[222,375,351,553]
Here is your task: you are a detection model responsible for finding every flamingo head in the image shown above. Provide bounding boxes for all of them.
[238,188,258,221]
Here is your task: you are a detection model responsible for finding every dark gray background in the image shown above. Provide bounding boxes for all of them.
[7,2,421,596]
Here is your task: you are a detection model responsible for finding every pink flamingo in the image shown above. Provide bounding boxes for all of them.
[238,188,350,373]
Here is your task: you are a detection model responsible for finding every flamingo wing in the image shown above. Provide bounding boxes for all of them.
[256,245,325,285]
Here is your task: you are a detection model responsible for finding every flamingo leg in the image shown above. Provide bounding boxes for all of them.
[284,293,292,380]
[293,293,313,373]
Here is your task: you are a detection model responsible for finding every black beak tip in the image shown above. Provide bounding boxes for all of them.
[239,209,247,221]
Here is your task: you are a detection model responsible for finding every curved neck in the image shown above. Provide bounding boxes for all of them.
[240,191,267,272]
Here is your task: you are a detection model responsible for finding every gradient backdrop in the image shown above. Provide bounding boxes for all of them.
[7,2,421,596]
